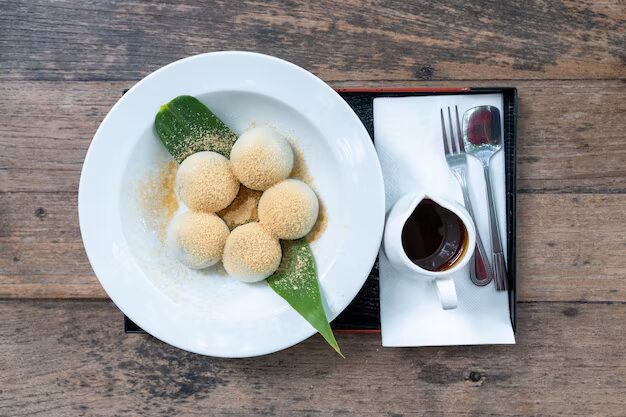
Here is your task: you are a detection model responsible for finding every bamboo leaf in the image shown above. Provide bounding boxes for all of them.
[154,96,340,355]
[154,95,237,163]
[267,239,343,356]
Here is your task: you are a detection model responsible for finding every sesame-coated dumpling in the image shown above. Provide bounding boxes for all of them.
[175,151,240,212]
[258,179,319,240]
[229,126,294,191]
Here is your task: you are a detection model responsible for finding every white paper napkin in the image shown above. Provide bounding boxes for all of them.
[374,94,515,346]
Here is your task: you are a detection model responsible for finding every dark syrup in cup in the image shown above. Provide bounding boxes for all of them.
[401,199,468,272]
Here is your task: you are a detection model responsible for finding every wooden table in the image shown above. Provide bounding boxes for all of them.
[1,1,625,415]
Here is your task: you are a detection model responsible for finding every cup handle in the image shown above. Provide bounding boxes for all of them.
[434,278,458,310]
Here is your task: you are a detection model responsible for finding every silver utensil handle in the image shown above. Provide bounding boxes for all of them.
[482,164,507,291]
[454,171,492,285]
[492,252,508,291]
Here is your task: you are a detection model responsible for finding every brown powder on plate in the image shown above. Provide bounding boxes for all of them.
[222,222,282,282]
[160,161,179,222]
[217,186,262,230]
[306,201,327,243]
[289,140,312,184]
[136,160,179,242]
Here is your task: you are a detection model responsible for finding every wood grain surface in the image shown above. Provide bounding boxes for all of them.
[2,80,625,194]
[1,300,624,417]
[1,0,624,81]
[1,0,625,415]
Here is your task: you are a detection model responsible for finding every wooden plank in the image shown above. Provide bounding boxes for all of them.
[2,79,625,194]
[0,300,624,416]
[1,192,624,301]
[516,194,626,302]
[0,0,624,82]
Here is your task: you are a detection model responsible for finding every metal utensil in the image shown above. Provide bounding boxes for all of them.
[462,106,507,291]
[441,106,493,286]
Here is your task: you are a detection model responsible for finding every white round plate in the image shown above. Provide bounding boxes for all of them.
[79,51,384,357]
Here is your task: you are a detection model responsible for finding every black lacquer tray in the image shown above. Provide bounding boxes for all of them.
[124,87,518,335]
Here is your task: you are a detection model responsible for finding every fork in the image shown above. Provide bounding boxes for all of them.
[441,106,493,286]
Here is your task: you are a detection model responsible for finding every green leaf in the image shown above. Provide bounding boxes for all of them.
[267,239,343,357]
[154,96,340,355]
[154,95,237,163]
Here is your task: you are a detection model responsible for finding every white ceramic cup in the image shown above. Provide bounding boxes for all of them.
[383,192,477,310]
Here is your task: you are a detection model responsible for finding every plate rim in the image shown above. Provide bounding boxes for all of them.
[78,51,385,357]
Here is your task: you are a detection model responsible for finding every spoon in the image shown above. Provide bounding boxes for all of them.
[462,106,507,291]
